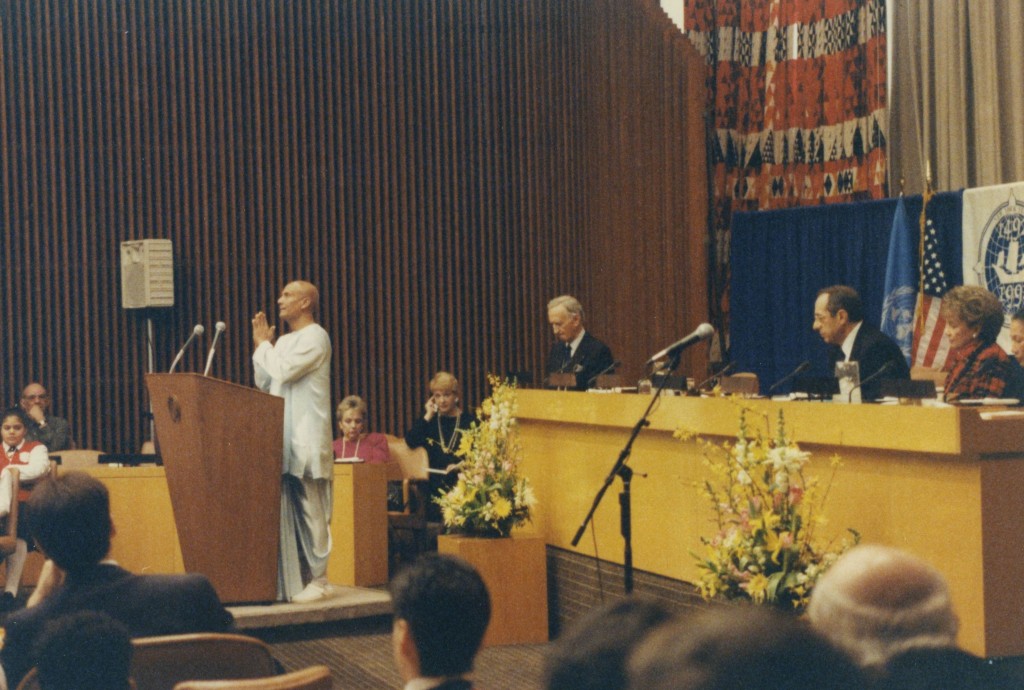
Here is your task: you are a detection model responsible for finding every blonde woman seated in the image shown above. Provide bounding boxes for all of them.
[333,395,390,463]
[405,371,475,521]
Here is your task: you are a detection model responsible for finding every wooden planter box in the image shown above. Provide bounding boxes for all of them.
[437,533,549,646]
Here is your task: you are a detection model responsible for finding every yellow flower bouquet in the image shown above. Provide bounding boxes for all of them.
[435,375,536,537]
[680,408,858,611]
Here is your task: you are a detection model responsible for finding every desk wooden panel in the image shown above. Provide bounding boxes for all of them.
[44,466,385,590]
[328,462,388,586]
[516,390,1024,657]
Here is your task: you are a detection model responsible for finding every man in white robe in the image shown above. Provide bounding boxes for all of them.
[252,280,334,603]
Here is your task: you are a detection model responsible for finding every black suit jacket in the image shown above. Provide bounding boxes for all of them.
[827,322,910,400]
[545,332,615,391]
[1,563,234,688]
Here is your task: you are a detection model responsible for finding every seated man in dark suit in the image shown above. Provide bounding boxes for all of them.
[813,285,910,400]
[544,295,615,391]
[391,554,491,690]
[0,471,234,689]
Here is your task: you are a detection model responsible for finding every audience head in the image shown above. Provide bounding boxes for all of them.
[548,295,585,343]
[813,286,864,345]
[544,597,673,690]
[941,285,1005,348]
[627,605,865,690]
[20,383,51,414]
[389,553,491,681]
[336,395,368,440]
[28,471,113,575]
[2,407,30,448]
[1010,308,1024,364]
[428,371,461,415]
[806,544,958,669]
[34,611,133,690]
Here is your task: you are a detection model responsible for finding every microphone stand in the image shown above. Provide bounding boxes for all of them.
[570,350,681,594]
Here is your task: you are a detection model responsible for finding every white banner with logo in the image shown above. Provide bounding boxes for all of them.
[962,181,1024,352]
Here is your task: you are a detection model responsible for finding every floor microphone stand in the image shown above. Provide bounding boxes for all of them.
[570,351,682,594]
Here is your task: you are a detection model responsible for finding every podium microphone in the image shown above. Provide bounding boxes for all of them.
[848,360,895,402]
[647,323,714,364]
[203,321,227,376]
[691,361,737,394]
[169,324,204,373]
[587,360,621,387]
[766,360,811,396]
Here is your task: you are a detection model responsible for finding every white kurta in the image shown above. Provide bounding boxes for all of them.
[252,323,334,480]
[252,322,333,599]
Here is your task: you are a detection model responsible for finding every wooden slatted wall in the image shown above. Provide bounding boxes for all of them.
[0,0,706,452]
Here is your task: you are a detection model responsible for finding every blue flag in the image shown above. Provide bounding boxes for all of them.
[881,196,917,365]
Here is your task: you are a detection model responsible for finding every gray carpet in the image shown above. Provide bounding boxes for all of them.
[254,616,549,689]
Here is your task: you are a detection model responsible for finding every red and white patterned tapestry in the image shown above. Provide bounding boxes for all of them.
[684,0,888,328]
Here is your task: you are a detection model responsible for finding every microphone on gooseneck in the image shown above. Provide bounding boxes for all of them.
[169,325,204,373]
[848,360,895,403]
[203,321,227,376]
[588,360,622,387]
[766,360,812,396]
[646,323,715,364]
[692,361,737,393]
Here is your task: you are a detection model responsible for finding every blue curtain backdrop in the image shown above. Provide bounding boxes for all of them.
[730,192,962,390]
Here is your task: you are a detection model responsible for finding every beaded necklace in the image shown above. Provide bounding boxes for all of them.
[436,413,462,454]
[340,436,361,459]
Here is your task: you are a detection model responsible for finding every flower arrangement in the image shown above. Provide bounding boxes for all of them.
[678,408,858,611]
[435,375,536,537]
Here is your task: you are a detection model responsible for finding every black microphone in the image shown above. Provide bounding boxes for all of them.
[692,361,737,393]
[647,323,714,364]
[848,360,895,403]
[203,321,227,376]
[587,360,621,387]
[169,325,204,373]
[766,360,812,396]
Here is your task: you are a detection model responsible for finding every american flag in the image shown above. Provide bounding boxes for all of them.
[912,194,952,369]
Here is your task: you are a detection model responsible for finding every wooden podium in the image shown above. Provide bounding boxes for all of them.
[146,374,283,603]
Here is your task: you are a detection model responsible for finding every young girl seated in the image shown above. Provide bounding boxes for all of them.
[0,407,52,610]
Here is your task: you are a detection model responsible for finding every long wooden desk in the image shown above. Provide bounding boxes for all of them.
[50,464,388,595]
[516,390,1024,657]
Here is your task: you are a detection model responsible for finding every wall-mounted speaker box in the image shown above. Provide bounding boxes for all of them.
[121,239,174,309]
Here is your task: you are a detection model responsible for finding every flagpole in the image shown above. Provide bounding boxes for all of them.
[912,161,934,357]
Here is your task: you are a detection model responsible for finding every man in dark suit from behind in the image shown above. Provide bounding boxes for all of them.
[390,554,491,690]
[813,285,910,400]
[0,471,234,689]
[545,294,615,391]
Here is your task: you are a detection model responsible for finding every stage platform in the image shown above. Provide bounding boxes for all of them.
[227,584,392,630]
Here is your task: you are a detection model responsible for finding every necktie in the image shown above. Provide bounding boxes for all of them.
[564,344,572,365]
[6,446,16,457]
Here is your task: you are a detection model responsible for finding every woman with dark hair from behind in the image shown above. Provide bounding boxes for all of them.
[940,285,1024,402]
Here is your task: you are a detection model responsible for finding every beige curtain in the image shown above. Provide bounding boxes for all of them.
[891,1,1024,194]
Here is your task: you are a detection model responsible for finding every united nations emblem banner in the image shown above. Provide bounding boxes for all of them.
[962,181,1024,352]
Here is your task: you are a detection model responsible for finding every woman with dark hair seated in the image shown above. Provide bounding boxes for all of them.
[941,286,1024,402]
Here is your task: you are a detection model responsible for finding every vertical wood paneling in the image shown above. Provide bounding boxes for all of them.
[0,0,705,452]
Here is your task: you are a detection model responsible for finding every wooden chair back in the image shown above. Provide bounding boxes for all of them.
[720,373,760,396]
[130,633,278,690]
[383,435,428,481]
[171,666,332,690]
